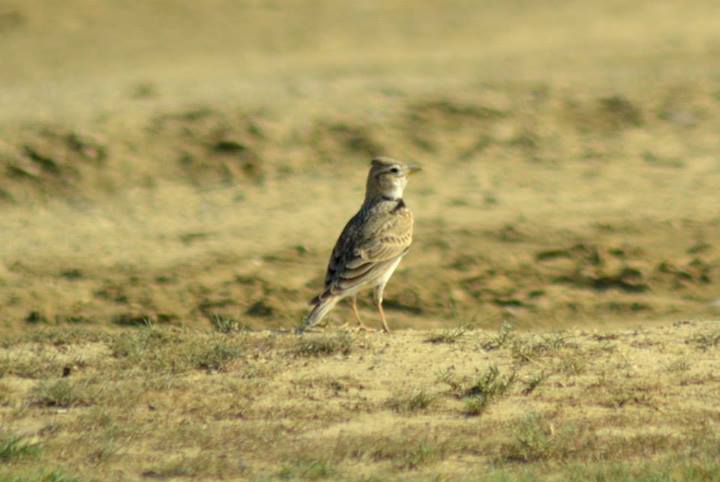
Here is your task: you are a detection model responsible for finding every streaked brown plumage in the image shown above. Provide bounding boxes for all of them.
[299,157,419,333]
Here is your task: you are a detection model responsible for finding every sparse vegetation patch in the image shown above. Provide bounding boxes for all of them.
[0,432,41,462]
[0,323,719,480]
[291,333,353,358]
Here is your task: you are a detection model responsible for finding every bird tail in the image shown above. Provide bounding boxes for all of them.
[297,293,339,334]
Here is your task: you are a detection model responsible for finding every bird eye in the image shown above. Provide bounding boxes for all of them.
[389,167,400,174]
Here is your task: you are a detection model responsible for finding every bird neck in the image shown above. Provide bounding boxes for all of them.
[363,193,405,207]
[364,186,404,203]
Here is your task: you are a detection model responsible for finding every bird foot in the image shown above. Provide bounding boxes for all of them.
[339,322,378,333]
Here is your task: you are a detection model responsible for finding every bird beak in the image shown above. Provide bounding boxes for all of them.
[407,165,422,176]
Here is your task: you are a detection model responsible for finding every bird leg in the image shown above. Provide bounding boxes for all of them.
[373,286,391,333]
[339,295,374,332]
[378,302,391,333]
[350,295,374,331]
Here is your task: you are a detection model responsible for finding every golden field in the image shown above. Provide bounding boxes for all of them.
[1,1,719,480]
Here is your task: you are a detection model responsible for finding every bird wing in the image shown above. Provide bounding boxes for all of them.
[321,202,413,298]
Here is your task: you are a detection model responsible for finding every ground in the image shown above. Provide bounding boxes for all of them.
[1,0,719,480]
[2,323,720,481]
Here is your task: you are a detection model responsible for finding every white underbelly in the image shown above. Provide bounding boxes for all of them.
[377,256,404,289]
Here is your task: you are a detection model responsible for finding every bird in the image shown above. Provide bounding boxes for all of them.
[299,157,420,334]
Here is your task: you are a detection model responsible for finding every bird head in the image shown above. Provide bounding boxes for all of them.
[365,157,421,201]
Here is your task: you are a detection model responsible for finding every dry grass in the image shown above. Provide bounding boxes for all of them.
[2,321,720,480]
[290,333,354,358]
[385,389,437,413]
[0,432,41,463]
[1,1,720,335]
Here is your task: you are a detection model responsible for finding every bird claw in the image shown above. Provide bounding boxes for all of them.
[339,322,378,333]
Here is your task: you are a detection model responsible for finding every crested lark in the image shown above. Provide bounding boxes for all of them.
[299,157,420,333]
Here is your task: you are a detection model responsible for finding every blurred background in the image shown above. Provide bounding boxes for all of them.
[1,0,719,333]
